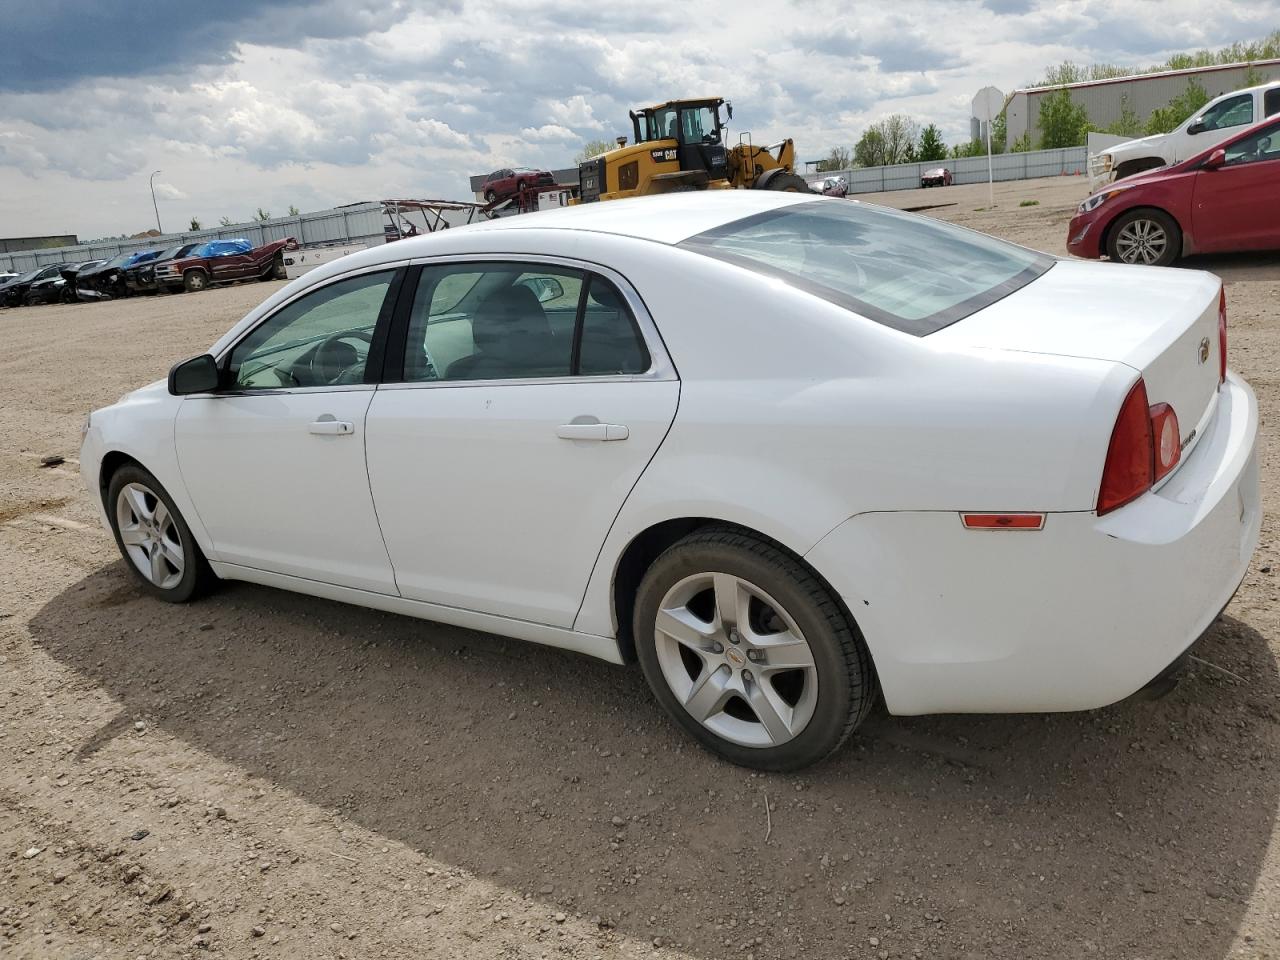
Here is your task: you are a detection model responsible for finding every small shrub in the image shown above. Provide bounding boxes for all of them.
[1019,199,1040,207]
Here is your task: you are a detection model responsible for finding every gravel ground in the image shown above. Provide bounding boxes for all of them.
[2,177,1278,960]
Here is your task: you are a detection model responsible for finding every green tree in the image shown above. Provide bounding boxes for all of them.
[254,207,271,222]
[1144,79,1210,135]
[287,204,300,216]
[916,124,947,162]
[1098,99,1143,137]
[854,128,887,167]
[854,115,919,167]
[816,146,853,172]
[218,216,232,227]
[1008,132,1032,153]
[188,217,201,231]
[991,112,1007,152]
[574,139,615,163]
[1038,88,1090,148]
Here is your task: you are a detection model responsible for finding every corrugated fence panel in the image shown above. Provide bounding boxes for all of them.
[827,147,1087,197]
[0,202,386,273]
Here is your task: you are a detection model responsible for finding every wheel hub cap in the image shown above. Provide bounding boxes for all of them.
[653,572,819,748]
[115,482,184,590]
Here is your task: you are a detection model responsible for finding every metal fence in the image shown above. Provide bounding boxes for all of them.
[816,146,1088,195]
[0,202,387,274]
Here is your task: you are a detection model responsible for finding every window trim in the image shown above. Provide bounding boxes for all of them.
[376,253,677,390]
[208,263,406,397]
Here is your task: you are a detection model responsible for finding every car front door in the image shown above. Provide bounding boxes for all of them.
[364,258,679,628]
[174,267,403,593]
[1192,120,1280,252]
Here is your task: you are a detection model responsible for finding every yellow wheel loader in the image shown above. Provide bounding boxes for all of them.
[576,98,811,203]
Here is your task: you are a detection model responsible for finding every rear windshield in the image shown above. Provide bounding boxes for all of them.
[679,200,1053,335]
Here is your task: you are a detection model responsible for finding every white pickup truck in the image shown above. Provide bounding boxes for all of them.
[1090,80,1280,182]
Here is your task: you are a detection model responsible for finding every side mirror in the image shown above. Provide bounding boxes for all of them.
[1203,148,1226,170]
[168,354,220,395]
[1187,120,1206,135]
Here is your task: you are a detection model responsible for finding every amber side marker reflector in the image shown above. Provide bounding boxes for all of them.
[961,513,1045,530]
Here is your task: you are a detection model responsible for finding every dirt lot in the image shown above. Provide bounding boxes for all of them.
[2,176,1278,960]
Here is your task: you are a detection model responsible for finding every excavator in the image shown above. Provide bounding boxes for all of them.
[575,97,811,203]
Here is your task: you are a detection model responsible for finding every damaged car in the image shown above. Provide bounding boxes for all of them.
[124,242,201,295]
[154,237,294,293]
[0,263,68,307]
[76,250,164,301]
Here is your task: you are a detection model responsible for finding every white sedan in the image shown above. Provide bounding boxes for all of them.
[81,192,1260,771]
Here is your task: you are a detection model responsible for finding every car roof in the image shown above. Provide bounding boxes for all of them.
[462,190,817,245]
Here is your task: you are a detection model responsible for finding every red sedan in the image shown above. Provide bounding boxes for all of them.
[1068,114,1280,265]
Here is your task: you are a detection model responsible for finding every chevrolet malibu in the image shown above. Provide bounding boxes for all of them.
[81,192,1260,771]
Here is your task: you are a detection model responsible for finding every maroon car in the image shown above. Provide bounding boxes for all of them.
[1067,114,1280,266]
[920,166,953,187]
[154,237,296,292]
[481,166,555,203]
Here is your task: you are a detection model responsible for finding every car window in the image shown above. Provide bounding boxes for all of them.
[578,276,651,375]
[1198,94,1254,131]
[401,263,649,382]
[1266,88,1280,117]
[1222,124,1280,166]
[680,105,719,145]
[404,263,581,382]
[228,270,395,390]
[681,199,1053,336]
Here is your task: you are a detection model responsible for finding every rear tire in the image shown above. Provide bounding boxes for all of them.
[107,464,216,603]
[271,254,287,280]
[183,270,209,292]
[1105,208,1181,266]
[633,526,876,771]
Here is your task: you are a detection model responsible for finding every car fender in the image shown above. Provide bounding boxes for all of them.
[86,385,217,560]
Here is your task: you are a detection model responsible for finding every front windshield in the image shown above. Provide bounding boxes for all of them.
[681,200,1053,336]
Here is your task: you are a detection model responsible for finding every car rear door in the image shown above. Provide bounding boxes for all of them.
[364,258,679,628]
[1191,120,1280,252]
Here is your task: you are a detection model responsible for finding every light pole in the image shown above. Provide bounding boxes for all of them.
[149,170,163,234]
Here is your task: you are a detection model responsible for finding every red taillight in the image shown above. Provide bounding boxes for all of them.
[1098,378,1183,514]
[1149,403,1180,481]
[1098,379,1153,515]
[1218,286,1227,385]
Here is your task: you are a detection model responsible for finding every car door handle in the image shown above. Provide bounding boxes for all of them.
[309,418,354,436]
[556,423,629,441]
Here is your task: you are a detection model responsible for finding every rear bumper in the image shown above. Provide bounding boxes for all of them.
[807,372,1260,715]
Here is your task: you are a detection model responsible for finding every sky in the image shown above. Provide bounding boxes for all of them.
[1,0,1277,240]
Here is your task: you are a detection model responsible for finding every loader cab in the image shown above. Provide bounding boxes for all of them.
[630,98,731,184]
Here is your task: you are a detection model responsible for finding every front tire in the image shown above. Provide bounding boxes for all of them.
[761,172,813,193]
[1106,208,1181,266]
[633,527,876,771]
[183,270,209,292]
[107,464,215,603]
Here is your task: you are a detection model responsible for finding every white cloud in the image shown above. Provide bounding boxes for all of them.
[0,0,1276,238]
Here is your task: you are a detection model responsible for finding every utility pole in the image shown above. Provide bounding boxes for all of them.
[150,170,163,234]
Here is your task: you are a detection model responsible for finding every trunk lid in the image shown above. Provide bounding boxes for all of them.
[933,259,1223,469]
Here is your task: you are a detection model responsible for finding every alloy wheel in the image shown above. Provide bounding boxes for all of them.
[653,572,819,748]
[115,482,185,589]
[1113,218,1168,264]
